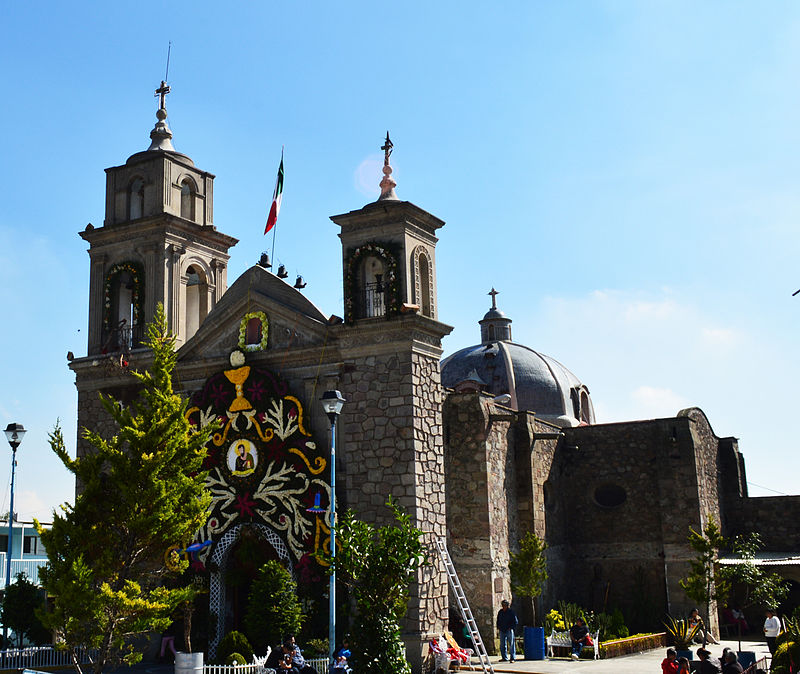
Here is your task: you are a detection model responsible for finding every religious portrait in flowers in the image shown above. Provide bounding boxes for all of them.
[185,361,331,573]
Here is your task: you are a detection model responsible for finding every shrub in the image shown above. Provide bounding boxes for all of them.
[215,631,254,664]
[305,638,329,657]
[245,561,304,650]
[226,653,247,666]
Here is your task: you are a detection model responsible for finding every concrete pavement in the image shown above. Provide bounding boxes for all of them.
[477,638,770,673]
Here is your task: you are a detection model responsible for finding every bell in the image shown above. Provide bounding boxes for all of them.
[258,252,272,268]
[294,275,306,289]
[277,264,289,279]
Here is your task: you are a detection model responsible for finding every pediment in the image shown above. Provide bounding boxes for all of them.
[178,265,332,362]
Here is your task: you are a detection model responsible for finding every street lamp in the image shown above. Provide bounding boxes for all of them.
[3,423,25,647]
[320,391,345,666]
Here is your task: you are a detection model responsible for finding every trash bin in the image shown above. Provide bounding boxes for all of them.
[523,626,546,660]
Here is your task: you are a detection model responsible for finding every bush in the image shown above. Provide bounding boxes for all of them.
[245,561,304,649]
[305,638,329,657]
[226,653,247,666]
[215,631,254,664]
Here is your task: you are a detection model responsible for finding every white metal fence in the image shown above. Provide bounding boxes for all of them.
[0,556,47,586]
[0,645,98,669]
[204,657,328,674]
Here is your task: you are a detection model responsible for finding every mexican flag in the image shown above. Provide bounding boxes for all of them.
[264,153,284,234]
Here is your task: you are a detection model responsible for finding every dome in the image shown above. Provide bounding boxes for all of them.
[440,291,595,427]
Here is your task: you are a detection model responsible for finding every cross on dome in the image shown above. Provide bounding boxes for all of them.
[488,287,499,309]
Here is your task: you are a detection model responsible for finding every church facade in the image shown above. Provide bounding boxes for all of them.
[68,89,800,671]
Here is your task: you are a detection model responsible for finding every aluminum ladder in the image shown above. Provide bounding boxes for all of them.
[435,537,495,674]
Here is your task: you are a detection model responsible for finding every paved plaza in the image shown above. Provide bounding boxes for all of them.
[484,638,770,673]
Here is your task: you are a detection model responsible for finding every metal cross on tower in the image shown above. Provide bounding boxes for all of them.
[155,80,171,110]
[488,287,499,309]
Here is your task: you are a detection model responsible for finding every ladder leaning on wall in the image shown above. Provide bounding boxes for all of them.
[435,537,495,674]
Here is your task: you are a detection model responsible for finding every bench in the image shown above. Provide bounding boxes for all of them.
[546,629,600,660]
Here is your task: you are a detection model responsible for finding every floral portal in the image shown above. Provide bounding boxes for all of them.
[183,353,331,575]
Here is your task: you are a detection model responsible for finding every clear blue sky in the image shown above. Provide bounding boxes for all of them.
[1,1,799,521]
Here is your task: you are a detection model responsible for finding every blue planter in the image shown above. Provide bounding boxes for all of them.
[737,651,756,669]
[524,626,546,660]
[676,649,693,661]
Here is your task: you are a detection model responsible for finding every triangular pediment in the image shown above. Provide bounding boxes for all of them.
[178,265,332,362]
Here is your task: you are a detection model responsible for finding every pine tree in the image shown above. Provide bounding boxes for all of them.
[36,304,214,674]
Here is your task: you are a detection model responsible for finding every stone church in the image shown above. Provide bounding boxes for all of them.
[68,87,800,671]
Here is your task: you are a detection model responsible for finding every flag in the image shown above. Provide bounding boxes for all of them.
[264,152,284,234]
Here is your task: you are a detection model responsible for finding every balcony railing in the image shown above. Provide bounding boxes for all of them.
[361,282,386,318]
[0,554,47,586]
[102,323,144,352]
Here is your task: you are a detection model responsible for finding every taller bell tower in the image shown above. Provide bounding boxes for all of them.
[81,82,237,355]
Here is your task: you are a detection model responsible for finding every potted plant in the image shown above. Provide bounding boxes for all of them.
[509,532,548,660]
[664,615,700,661]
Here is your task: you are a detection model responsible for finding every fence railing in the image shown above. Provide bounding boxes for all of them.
[0,556,48,586]
[0,645,98,669]
[743,656,768,674]
[204,657,328,674]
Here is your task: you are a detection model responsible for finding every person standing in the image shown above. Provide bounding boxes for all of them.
[764,608,781,655]
[496,599,518,662]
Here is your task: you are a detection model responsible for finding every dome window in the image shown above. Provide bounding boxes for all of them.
[594,484,627,509]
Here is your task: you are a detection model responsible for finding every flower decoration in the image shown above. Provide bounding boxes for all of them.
[238,311,269,351]
[344,242,401,323]
[103,261,144,331]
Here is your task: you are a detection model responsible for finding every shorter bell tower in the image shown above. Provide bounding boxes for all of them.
[81,81,238,355]
[331,133,442,323]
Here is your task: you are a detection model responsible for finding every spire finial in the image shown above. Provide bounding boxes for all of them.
[377,131,398,201]
[147,80,176,152]
[489,287,499,310]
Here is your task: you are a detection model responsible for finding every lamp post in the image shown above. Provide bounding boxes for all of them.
[320,391,345,666]
[3,423,25,647]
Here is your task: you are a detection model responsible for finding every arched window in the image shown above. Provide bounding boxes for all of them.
[185,265,208,339]
[238,311,269,351]
[488,324,496,340]
[103,262,143,351]
[128,179,144,220]
[580,390,592,424]
[180,180,195,221]
[412,246,434,318]
[419,253,432,317]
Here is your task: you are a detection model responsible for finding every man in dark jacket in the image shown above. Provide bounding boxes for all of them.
[495,599,518,662]
[569,617,590,660]
[697,648,722,673]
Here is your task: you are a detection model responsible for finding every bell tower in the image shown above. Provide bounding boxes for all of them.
[81,81,238,355]
[331,133,442,323]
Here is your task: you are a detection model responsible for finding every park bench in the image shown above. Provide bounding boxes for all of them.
[546,629,600,660]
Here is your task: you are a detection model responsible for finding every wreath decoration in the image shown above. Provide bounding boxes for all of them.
[238,311,269,351]
[103,261,144,331]
[344,242,401,323]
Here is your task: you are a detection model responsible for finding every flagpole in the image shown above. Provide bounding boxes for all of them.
[270,146,284,265]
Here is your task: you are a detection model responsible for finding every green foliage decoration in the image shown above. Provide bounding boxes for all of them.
[509,531,547,626]
[244,560,304,651]
[770,615,800,674]
[328,498,428,674]
[36,303,216,674]
[2,571,50,647]
[215,631,254,665]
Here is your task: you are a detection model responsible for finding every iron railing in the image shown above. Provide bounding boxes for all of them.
[361,282,385,318]
[102,324,144,352]
[0,645,98,669]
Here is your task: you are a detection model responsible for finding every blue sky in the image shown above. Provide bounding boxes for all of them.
[1,2,799,521]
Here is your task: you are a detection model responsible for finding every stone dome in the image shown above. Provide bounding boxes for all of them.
[440,291,595,427]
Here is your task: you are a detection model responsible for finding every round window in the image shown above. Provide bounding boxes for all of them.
[594,484,627,508]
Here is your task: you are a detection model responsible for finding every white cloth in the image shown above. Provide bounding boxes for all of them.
[764,616,780,637]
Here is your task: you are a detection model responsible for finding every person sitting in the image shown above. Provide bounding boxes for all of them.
[331,637,352,674]
[266,636,318,674]
[569,617,590,661]
[697,647,722,673]
[661,647,679,674]
[678,656,691,673]
[689,608,719,645]
[721,650,744,674]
